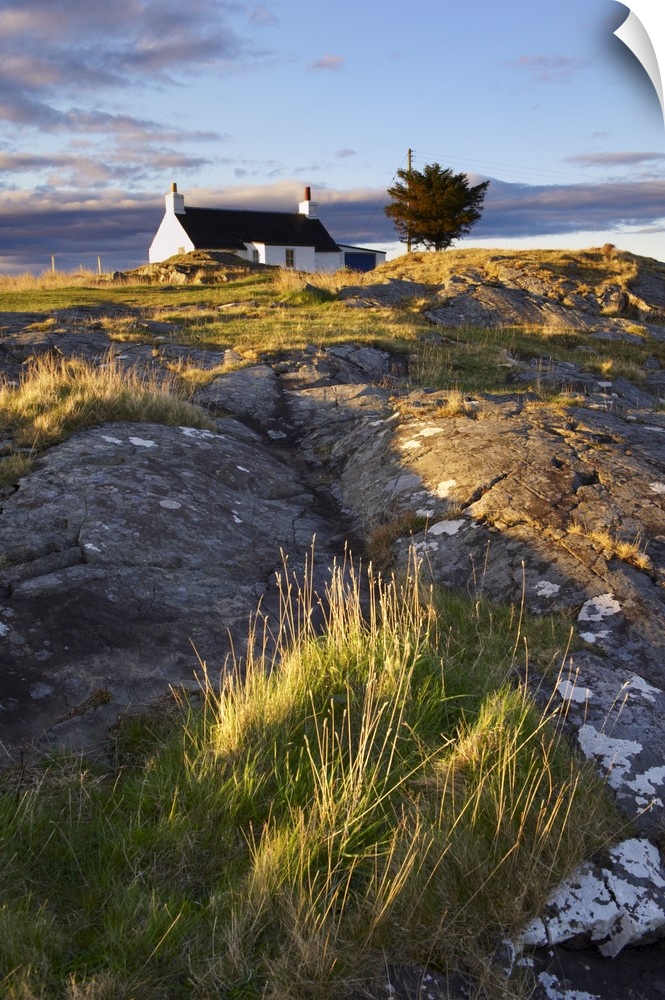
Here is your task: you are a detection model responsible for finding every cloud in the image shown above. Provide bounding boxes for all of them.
[0,189,160,273]
[59,110,223,144]
[310,54,345,71]
[335,148,357,158]
[506,54,593,83]
[0,153,65,172]
[565,151,665,166]
[213,156,285,179]
[0,147,214,189]
[2,176,665,274]
[0,0,264,129]
[0,0,250,68]
[294,163,322,175]
[475,177,665,238]
[249,7,279,27]
[0,0,270,218]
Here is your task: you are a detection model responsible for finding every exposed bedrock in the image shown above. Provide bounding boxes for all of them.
[1,276,665,994]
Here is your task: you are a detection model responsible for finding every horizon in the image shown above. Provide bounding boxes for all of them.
[1,0,664,274]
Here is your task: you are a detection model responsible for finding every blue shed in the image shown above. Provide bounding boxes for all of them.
[337,244,387,272]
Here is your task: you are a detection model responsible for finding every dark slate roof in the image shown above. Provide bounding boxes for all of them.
[177,207,340,253]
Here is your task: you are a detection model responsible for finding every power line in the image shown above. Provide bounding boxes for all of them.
[411,147,612,186]
[354,150,411,244]
[354,145,603,247]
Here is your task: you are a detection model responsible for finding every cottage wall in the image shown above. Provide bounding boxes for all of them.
[236,243,332,271]
[149,214,195,263]
[314,252,343,273]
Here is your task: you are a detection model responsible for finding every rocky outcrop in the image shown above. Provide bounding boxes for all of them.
[1,249,665,998]
[5,330,663,833]
[281,362,665,842]
[339,247,665,342]
[118,249,271,284]
[0,418,344,750]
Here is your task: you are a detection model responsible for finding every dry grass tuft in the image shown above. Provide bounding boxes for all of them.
[568,522,652,570]
[0,451,33,489]
[373,247,644,296]
[365,510,429,571]
[0,553,621,999]
[393,388,480,421]
[0,352,214,450]
[0,269,104,291]
[271,267,362,296]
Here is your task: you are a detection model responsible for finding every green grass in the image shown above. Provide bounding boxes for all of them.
[3,262,662,401]
[160,303,428,358]
[0,556,620,1000]
[408,322,663,395]
[0,271,277,313]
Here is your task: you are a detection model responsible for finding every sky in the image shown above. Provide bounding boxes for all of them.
[0,0,664,274]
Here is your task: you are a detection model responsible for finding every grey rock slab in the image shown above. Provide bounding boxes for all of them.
[428,284,590,330]
[338,278,432,307]
[630,270,665,313]
[158,344,243,369]
[0,326,115,369]
[274,344,398,392]
[301,384,665,831]
[302,392,665,675]
[287,384,393,430]
[547,652,665,835]
[609,376,661,409]
[505,361,663,409]
[326,344,394,379]
[527,940,665,1000]
[193,363,281,425]
[0,421,339,753]
[519,838,665,957]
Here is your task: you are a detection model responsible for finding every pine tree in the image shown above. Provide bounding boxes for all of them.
[385,163,489,251]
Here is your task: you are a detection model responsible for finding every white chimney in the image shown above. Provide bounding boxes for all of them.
[165,181,185,215]
[298,185,318,219]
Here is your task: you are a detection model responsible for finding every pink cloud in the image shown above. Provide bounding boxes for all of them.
[310,54,345,71]
[506,53,593,83]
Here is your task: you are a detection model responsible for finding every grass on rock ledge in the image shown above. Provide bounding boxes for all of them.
[0,352,213,486]
[0,555,620,1000]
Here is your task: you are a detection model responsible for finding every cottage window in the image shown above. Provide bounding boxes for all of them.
[252,249,260,263]
[285,248,295,269]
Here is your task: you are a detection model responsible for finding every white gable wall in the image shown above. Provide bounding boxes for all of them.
[149,213,195,263]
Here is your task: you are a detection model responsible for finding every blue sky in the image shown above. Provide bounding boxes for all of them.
[0,0,663,273]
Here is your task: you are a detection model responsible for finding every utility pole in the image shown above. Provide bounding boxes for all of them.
[407,147,413,253]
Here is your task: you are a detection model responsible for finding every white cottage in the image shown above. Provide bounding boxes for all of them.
[149,184,386,273]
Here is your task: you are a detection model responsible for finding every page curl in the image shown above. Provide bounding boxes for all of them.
[614,0,664,126]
